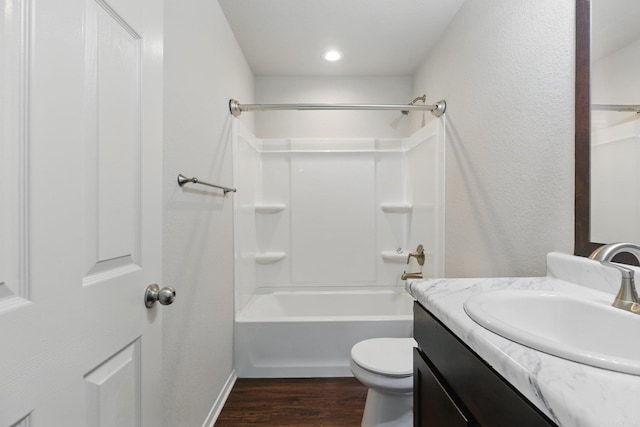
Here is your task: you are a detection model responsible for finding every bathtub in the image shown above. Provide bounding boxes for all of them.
[234,289,414,378]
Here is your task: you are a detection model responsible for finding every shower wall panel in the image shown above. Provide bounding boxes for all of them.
[233,122,260,311]
[255,152,291,289]
[290,152,377,285]
[233,118,445,297]
[406,123,445,278]
[375,150,409,286]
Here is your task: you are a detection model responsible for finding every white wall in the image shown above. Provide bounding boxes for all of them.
[163,0,253,425]
[411,0,575,277]
[255,76,413,138]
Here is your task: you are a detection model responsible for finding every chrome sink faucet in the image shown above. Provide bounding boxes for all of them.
[589,242,640,314]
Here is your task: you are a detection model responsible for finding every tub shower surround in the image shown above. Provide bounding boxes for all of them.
[232,118,445,377]
[406,252,640,427]
[234,290,413,377]
[233,118,445,303]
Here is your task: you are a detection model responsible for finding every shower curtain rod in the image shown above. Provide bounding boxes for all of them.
[228,98,446,118]
[592,104,640,113]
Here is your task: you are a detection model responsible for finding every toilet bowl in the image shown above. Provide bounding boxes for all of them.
[350,337,417,427]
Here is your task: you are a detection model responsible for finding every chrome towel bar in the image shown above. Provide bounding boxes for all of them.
[592,104,640,113]
[177,174,237,194]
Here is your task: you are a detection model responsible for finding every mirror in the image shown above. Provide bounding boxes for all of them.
[575,0,640,264]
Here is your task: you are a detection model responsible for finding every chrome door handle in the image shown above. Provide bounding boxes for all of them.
[145,284,176,308]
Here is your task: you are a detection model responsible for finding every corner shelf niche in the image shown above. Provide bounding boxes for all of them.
[255,203,286,214]
[380,203,413,214]
[255,252,286,264]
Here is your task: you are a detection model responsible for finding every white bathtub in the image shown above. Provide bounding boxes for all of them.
[234,289,414,378]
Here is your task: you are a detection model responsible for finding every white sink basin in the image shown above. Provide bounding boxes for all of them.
[463,290,640,375]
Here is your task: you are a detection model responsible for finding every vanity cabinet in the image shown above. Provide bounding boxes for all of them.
[413,302,557,427]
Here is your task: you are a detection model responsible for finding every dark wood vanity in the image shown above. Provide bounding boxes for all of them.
[413,302,556,427]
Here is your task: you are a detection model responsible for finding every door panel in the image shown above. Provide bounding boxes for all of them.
[1,0,30,303]
[0,0,164,425]
[84,339,142,427]
[84,0,142,281]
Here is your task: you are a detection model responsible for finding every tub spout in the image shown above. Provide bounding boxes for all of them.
[401,271,423,280]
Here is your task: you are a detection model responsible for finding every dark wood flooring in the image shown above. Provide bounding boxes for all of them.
[215,378,368,426]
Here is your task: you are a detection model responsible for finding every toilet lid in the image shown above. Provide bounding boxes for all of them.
[351,338,417,377]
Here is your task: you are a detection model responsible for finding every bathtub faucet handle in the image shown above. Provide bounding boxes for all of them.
[406,244,425,266]
[401,271,423,280]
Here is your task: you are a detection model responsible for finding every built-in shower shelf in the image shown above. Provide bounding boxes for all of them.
[380,203,413,213]
[255,203,286,214]
[255,252,287,264]
[381,251,408,263]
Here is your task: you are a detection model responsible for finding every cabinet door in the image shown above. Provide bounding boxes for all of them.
[414,348,474,427]
[414,302,557,427]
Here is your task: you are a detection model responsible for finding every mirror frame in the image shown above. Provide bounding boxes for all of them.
[574,0,596,257]
[574,0,638,264]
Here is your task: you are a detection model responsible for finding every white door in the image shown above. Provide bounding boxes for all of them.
[0,0,165,425]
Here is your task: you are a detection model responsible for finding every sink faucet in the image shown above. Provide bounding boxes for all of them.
[589,243,640,314]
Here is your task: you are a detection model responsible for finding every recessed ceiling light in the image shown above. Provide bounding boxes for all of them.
[322,49,343,62]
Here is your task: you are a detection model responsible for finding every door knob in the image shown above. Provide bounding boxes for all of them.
[145,284,176,308]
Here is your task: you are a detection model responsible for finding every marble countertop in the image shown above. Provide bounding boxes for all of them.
[406,253,640,427]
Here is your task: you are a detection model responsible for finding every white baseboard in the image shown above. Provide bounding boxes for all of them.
[202,369,238,427]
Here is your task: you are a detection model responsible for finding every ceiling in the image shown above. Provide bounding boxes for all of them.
[217,0,466,77]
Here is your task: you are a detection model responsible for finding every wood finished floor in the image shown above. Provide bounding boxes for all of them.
[215,378,368,426]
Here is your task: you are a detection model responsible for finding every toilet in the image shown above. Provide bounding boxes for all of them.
[350,337,417,427]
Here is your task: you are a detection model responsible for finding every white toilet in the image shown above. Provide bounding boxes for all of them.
[350,337,417,427]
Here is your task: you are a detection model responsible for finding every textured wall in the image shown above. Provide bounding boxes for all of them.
[162,0,253,425]
[412,0,575,277]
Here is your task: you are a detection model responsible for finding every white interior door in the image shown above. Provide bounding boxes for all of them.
[0,0,165,425]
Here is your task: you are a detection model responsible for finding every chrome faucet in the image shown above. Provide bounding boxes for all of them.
[589,243,640,314]
[402,244,425,280]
